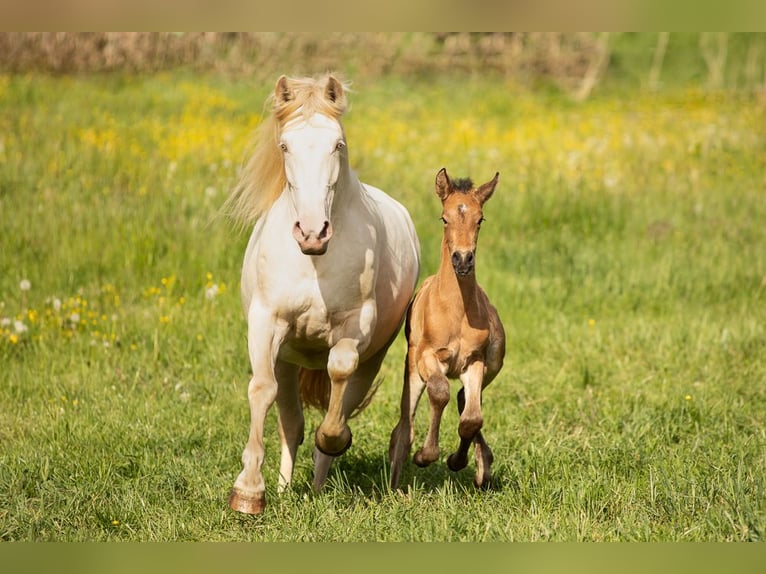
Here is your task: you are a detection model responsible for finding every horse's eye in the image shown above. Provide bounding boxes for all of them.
[440,216,448,225]
[335,140,346,152]
[478,217,485,226]
[279,142,288,152]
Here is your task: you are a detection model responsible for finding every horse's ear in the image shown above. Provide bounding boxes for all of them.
[274,75,292,104]
[325,75,345,105]
[435,168,452,201]
[474,172,499,205]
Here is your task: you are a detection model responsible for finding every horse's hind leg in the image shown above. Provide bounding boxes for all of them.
[446,386,493,487]
[389,345,426,489]
[275,361,303,492]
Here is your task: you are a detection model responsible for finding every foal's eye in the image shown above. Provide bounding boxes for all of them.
[279,142,288,152]
[478,217,485,226]
[440,216,448,225]
[335,140,346,152]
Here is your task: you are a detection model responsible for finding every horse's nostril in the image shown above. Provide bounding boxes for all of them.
[319,221,331,240]
[465,252,474,264]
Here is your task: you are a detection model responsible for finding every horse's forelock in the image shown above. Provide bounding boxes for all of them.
[273,75,348,126]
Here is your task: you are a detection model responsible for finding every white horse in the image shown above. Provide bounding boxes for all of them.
[225,74,420,514]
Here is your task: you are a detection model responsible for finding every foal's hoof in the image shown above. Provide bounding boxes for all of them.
[413,447,437,467]
[228,488,266,514]
[447,452,468,472]
[314,427,353,457]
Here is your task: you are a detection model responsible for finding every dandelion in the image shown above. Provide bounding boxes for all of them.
[8,334,19,344]
[684,394,692,401]
[159,315,171,324]
[19,279,31,291]
[588,318,596,328]
[205,284,219,300]
[111,519,120,526]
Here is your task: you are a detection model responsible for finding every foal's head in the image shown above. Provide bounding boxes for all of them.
[435,167,499,277]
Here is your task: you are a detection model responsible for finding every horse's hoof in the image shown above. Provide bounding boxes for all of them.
[473,474,492,490]
[413,448,436,467]
[446,452,468,471]
[314,428,353,457]
[228,488,266,514]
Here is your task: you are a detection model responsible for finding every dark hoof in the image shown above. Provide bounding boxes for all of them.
[228,489,266,514]
[447,452,468,472]
[314,428,353,457]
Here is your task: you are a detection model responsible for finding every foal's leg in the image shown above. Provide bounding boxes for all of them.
[447,386,494,488]
[389,346,426,489]
[413,352,449,467]
[274,361,303,492]
[229,309,287,514]
[446,361,489,482]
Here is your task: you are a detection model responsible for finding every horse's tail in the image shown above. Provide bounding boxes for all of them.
[298,367,380,418]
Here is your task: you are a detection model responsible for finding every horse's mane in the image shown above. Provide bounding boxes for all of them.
[224,74,350,227]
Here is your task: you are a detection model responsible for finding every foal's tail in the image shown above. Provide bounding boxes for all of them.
[298,368,379,418]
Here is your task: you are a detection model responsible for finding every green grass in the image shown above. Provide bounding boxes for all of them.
[0,71,764,541]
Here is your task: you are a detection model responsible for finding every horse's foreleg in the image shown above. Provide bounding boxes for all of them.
[389,346,426,489]
[275,361,303,492]
[229,373,278,514]
[314,337,358,457]
[228,310,284,515]
[413,352,449,467]
[447,361,485,475]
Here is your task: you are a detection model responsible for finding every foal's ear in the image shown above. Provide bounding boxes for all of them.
[474,172,499,205]
[435,167,452,201]
[274,75,292,104]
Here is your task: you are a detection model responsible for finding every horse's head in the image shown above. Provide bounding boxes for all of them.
[435,167,499,277]
[274,75,348,255]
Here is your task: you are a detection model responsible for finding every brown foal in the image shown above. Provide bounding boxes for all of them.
[389,167,506,489]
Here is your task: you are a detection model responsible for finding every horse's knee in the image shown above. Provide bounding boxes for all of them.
[458,415,483,441]
[426,375,450,409]
[328,339,359,381]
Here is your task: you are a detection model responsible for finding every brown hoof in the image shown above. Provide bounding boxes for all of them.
[228,489,266,514]
[413,447,436,467]
[314,428,353,457]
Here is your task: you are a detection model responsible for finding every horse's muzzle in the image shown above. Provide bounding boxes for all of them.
[293,220,333,255]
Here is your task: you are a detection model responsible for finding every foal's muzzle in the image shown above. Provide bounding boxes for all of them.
[451,250,475,276]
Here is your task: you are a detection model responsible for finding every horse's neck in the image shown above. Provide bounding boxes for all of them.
[332,163,365,220]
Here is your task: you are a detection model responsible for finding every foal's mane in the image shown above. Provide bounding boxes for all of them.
[451,178,474,192]
[225,74,349,227]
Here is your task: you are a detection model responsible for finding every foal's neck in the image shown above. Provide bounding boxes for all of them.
[437,241,480,311]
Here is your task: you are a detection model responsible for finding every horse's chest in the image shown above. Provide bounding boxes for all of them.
[435,323,490,377]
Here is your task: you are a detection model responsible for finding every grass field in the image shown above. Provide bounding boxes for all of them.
[0,71,764,541]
